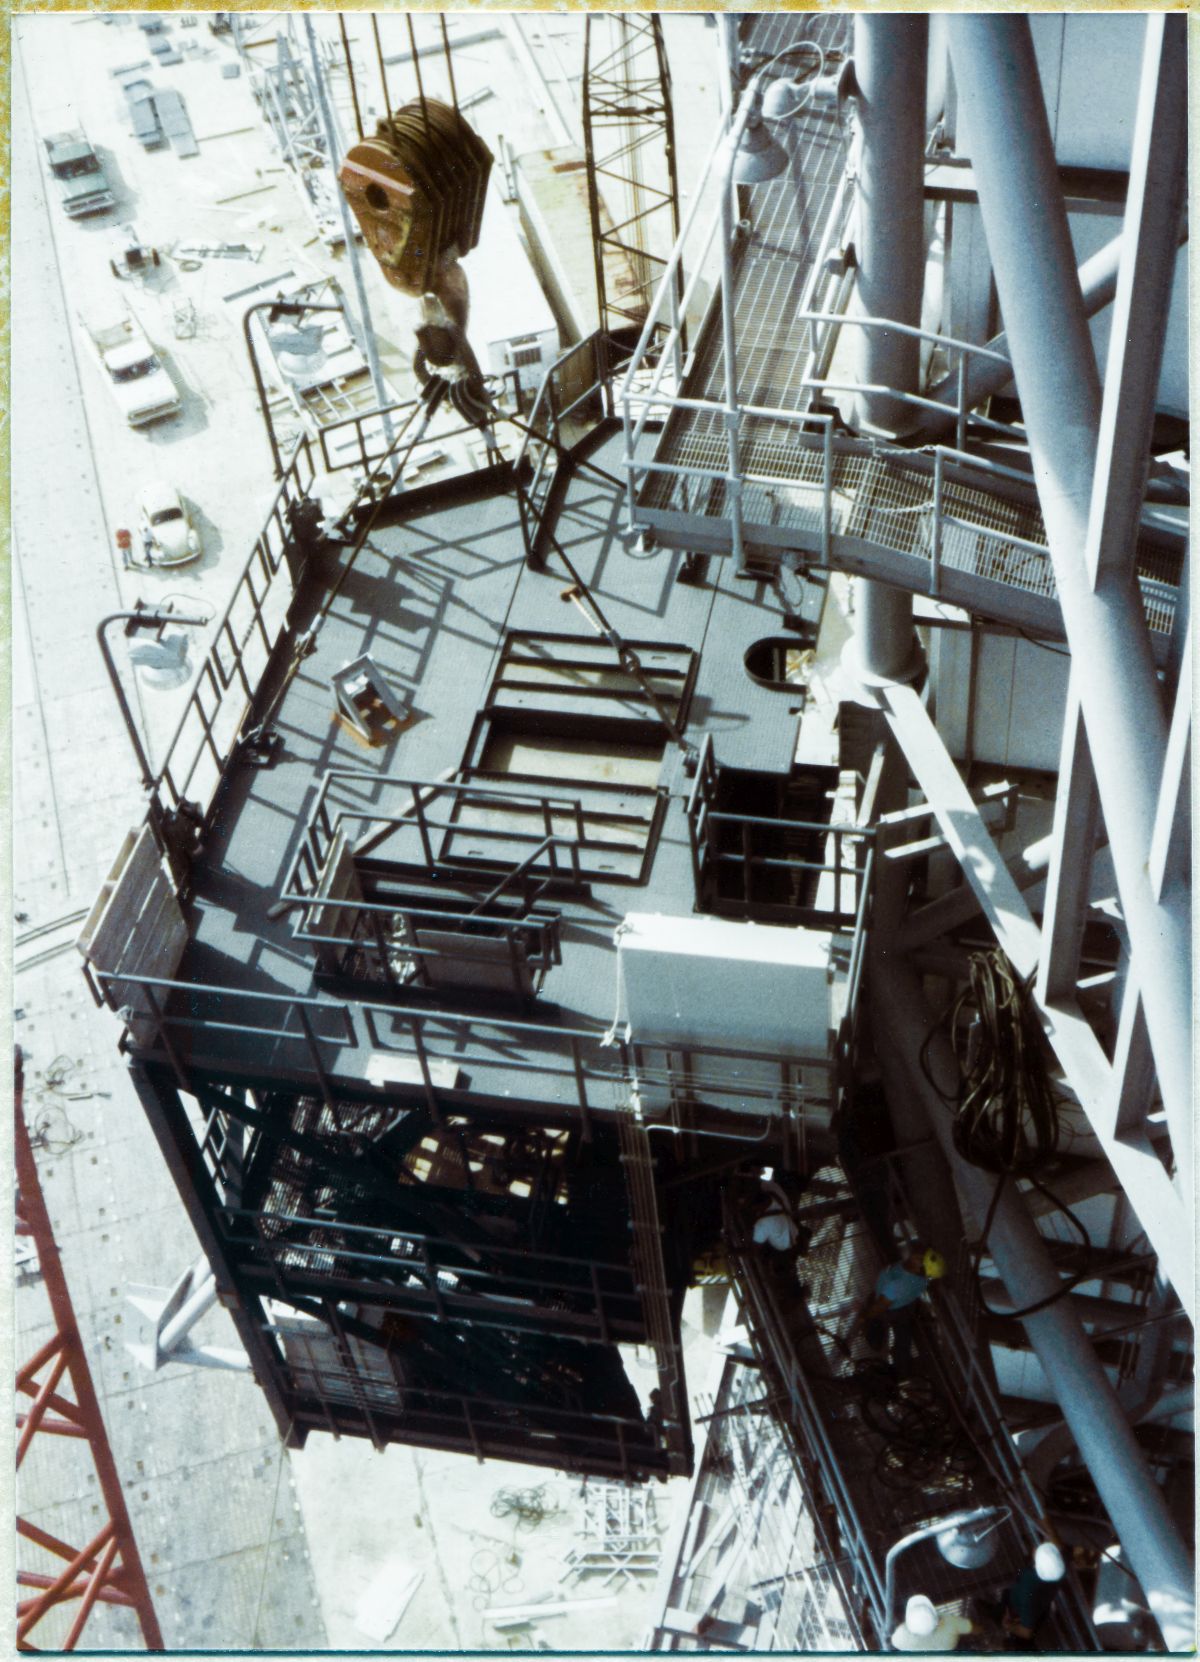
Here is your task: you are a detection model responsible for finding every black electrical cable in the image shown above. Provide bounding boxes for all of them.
[919,948,1100,1320]
[1016,628,1072,658]
[920,950,1062,1172]
[971,1170,1099,1320]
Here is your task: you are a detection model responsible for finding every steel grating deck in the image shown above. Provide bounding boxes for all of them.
[637,14,1183,648]
[642,13,851,518]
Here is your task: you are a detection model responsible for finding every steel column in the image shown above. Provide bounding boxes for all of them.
[879,679,1193,1315]
[1036,684,1099,1004]
[1084,16,1186,590]
[848,16,926,681]
[129,1065,298,1445]
[874,961,1195,1653]
[850,15,927,432]
[945,14,1191,1161]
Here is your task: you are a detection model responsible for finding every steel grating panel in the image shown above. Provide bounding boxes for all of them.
[642,14,852,516]
[638,13,1182,647]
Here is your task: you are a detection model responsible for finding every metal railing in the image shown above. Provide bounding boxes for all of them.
[85,968,834,1145]
[315,370,522,476]
[613,98,1182,635]
[616,1091,691,1472]
[622,387,1181,639]
[294,893,562,1003]
[284,769,596,898]
[514,330,623,566]
[686,734,874,925]
[224,1205,643,1341]
[274,1324,666,1478]
[149,435,318,828]
[723,1195,891,1638]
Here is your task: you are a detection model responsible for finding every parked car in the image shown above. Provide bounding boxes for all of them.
[135,481,201,566]
[78,304,181,426]
[42,129,115,218]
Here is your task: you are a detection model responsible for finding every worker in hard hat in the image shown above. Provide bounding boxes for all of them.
[891,1594,976,1652]
[997,1542,1067,1650]
[859,1243,947,1376]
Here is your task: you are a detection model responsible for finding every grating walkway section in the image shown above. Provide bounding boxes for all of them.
[637,15,1183,649]
[645,417,1182,646]
[649,1355,865,1651]
[722,1170,1097,1650]
[642,13,851,521]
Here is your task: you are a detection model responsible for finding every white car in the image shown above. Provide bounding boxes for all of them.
[136,481,201,566]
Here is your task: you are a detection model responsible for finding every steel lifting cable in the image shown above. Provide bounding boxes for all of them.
[439,15,459,113]
[338,13,365,143]
[371,14,394,137]
[407,14,432,138]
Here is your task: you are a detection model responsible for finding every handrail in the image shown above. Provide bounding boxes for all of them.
[288,770,627,902]
[151,434,317,822]
[316,369,522,475]
[224,1204,637,1281]
[467,834,565,916]
[91,968,835,1085]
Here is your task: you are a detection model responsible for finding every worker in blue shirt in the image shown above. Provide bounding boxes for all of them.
[860,1243,946,1374]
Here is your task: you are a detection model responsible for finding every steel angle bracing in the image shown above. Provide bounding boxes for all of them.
[583,15,683,345]
[14,1052,163,1652]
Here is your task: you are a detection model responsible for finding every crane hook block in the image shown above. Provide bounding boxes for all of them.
[339,101,493,302]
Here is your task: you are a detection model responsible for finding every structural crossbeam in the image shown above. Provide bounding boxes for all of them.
[877,682,1194,1318]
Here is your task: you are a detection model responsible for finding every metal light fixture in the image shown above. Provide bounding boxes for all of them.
[883,1504,1010,1647]
[761,56,856,122]
[730,101,788,184]
[936,1508,1009,1569]
[761,75,810,121]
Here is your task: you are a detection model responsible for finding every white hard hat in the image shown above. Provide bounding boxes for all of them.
[1035,1542,1066,1582]
[905,1595,938,1636]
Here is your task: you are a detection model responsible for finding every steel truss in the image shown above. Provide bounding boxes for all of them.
[582,15,682,368]
[130,1056,746,1481]
[15,1052,163,1653]
[238,16,347,247]
[618,8,1190,1316]
[612,9,1191,1650]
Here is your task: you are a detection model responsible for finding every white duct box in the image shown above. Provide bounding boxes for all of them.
[616,913,833,1057]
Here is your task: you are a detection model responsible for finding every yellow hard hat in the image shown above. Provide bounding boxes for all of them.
[922,1248,948,1281]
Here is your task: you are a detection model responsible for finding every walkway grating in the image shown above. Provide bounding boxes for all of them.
[636,14,1183,649]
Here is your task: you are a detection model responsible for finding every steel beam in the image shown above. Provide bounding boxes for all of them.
[878,681,1193,1316]
[916,228,1184,442]
[945,13,1191,1163]
[1107,980,1157,1143]
[848,16,926,682]
[129,1066,297,1444]
[1036,683,1100,1005]
[866,726,968,1271]
[875,959,1195,1653]
[1149,622,1191,906]
[1084,15,1187,590]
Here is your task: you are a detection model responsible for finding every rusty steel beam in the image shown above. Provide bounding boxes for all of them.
[14,1049,164,1652]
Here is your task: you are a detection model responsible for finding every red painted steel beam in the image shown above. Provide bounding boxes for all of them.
[14,1049,165,1652]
